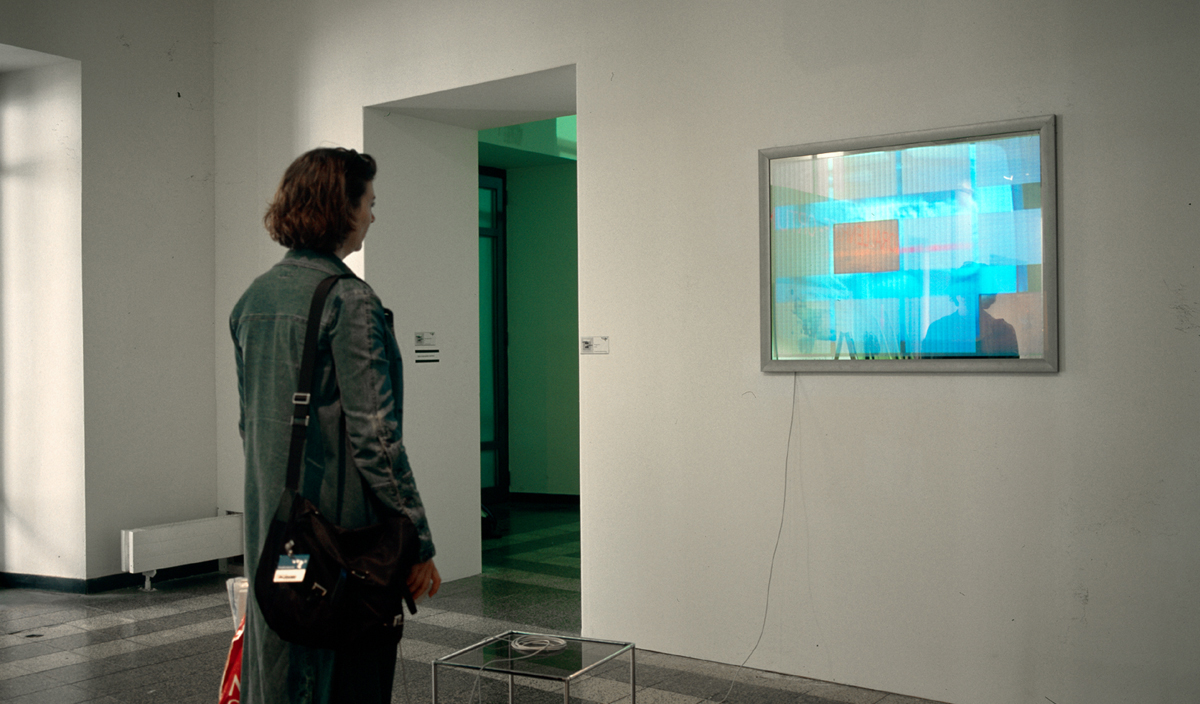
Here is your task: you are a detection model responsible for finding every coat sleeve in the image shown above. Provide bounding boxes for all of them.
[327,282,436,563]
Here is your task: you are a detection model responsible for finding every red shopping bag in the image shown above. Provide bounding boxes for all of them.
[219,615,244,704]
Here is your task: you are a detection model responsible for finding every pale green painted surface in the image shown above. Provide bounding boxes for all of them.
[479,115,576,162]
[505,163,579,495]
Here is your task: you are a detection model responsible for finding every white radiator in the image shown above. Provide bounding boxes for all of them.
[121,513,244,577]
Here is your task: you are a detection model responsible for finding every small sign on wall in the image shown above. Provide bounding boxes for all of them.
[581,336,609,354]
[414,332,439,363]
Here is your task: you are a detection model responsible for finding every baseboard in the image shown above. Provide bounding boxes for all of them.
[0,559,226,594]
[505,492,580,506]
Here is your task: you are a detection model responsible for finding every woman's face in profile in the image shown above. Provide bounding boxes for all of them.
[340,181,376,257]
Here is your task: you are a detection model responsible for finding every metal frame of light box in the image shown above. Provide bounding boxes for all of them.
[759,114,1059,373]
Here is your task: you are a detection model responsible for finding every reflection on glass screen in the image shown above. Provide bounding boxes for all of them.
[770,133,1044,361]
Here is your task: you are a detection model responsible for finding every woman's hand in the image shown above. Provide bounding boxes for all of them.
[407,559,441,601]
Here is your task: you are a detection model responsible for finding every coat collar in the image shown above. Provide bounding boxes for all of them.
[280,249,356,277]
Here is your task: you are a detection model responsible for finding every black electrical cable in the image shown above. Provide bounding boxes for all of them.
[705,371,798,704]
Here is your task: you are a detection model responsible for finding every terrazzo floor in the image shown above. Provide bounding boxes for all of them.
[0,502,946,704]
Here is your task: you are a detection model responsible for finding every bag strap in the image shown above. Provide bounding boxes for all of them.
[284,273,357,493]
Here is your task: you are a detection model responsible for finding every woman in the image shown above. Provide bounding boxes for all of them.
[231,147,440,704]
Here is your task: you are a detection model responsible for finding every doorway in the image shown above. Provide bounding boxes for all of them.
[478,116,580,507]
[477,117,580,623]
[479,167,509,507]
[362,65,577,584]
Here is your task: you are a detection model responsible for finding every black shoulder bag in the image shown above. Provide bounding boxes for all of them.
[254,274,420,651]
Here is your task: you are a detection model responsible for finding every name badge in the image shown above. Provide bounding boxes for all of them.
[273,554,310,583]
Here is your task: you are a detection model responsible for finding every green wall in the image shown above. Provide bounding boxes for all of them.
[505,162,579,495]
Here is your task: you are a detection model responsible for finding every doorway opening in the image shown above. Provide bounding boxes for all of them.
[479,166,508,508]
[477,115,579,628]
[362,64,577,590]
[478,115,579,504]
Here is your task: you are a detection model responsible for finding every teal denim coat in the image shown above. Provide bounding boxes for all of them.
[231,250,435,704]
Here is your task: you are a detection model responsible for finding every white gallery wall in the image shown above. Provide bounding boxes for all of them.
[361,108,483,582]
[0,53,84,580]
[210,1,1200,703]
[0,0,1192,702]
[0,1,217,580]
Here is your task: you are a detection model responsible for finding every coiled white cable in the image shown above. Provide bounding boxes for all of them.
[509,634,568,655]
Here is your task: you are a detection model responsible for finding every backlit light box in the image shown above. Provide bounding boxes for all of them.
[760,115,1058,373]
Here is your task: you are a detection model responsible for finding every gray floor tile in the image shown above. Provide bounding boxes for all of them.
[0,640,61,665]
[58,661,174,698]
[0,671,63,699]
[42,646,177,686]
[802,680,891,704]
[492,557,582,580]
[34,628,127,651]
[117,605,232,638]
[107,653,222,703]
[404,621,504,652]
[5,623,89,643]
[877,694,949,704]
[11,650,90,674]
[483,531,582,559]
[5,682,94,704]
[0,593,80,619]
[0,505,949,704]
[3,608,105,635]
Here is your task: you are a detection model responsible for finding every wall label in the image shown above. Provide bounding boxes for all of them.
[415,332,439,363]
[581,336,609,354]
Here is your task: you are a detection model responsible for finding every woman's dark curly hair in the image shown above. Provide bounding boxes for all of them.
[264,147,377,252]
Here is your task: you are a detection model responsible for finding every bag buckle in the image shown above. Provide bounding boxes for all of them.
[292,393,311,426]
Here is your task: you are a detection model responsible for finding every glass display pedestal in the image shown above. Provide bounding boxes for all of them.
[432,630,636,703]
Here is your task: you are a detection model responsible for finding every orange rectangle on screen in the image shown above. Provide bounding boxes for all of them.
[833,220,899,274]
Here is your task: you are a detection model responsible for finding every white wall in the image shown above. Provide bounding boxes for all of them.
[362,108,482,582]
[0,55,84,579]
[0,1,217,580]
[205,2,1199,703]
